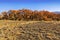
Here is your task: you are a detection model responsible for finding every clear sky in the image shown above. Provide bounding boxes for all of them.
[0,0,60,12]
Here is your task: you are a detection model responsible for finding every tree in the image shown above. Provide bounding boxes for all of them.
[1,12,8,20]
[0,9,60,21]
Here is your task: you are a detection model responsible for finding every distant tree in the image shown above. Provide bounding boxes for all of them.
[1,12,8,20]
[0,9,60,21]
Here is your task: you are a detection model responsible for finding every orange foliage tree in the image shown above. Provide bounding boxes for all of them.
[0,9,60,21]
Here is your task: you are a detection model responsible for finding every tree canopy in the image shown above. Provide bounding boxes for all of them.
[0,9,60,21]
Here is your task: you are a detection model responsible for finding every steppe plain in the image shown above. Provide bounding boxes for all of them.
[0,20,60,40]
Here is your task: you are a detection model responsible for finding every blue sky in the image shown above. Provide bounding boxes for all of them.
[0,0,60,12]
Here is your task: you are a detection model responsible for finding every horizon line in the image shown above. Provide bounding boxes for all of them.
[0,9,60,13]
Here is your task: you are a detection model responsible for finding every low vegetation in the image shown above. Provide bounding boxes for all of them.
[0,20,60,40]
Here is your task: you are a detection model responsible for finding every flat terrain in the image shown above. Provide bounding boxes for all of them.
[0,20,60,40]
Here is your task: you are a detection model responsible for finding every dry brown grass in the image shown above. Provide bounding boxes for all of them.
[0,20,60,40]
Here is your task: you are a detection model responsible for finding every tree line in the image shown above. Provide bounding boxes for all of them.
[0,9,60,21]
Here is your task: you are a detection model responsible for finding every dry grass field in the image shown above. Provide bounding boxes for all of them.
[0,20,60,40]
